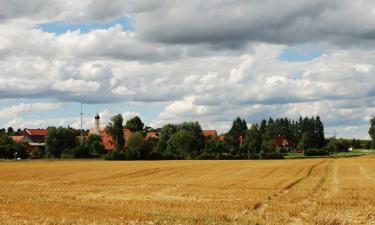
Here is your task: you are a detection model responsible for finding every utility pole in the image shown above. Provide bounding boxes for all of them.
[80,102,83,146]
[333,131,337,158]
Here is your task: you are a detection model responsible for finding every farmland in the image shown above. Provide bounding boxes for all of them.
[0,157,375,224]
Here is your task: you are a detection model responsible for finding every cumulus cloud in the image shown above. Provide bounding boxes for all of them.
[134,0,375,47]
[0,0,375,138]
[0,103,64,119]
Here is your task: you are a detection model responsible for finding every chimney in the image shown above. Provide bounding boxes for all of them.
[95,114,100,135]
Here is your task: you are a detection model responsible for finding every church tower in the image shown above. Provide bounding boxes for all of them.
[95,113,100,135]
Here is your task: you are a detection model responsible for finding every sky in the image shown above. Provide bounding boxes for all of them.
[1,0,375,139]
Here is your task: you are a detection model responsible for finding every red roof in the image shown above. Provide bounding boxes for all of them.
[203,130,217,137]
[146,131,158,140]
[218,135,225,141]
[11,135,24,143]
[89,128,131,151]
[24,128,48,136]
[273,136,291,147]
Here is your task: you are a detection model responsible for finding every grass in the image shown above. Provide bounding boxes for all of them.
[0,157,375,224]
[286,149,375,159]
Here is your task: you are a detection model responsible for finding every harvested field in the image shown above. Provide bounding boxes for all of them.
[0,157,375,224]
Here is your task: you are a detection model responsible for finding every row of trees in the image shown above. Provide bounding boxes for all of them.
[104,115,328,160]
[3,114,375,160]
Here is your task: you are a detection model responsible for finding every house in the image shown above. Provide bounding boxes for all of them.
[89,128,132,151]
[11,128,48,152]
[273,135,293,152]
[202,130,218,139]
[145,131,159,140]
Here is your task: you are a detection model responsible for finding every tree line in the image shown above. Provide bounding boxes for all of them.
[1,115,375,160]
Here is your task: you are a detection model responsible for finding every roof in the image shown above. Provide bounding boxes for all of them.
[11,136,24,143]
[146,131,158,140]
[24,128,48,136]
[273,136,292,147]
[202,130,218,137]
[90,128,132,150]
[218,135,225,141]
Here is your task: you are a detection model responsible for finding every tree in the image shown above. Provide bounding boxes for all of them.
[225,117,247,155]
[314,116,326,148]
[86,134,105,154]
[242,124,263,157]
[106,114,125,151]
[297,132,315,150]
[7,127,14,136]
[369,117,375,149]
[125,116,144,132]
[157,124,177,153]
[127,131,153,159]
[167,130,198,159]
[0,133,13,145]
[45,127,78,158]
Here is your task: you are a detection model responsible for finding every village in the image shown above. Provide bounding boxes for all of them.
[2,112,369,161]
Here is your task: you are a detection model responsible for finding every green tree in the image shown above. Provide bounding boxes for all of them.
[86,134,105,154]
[0,133,13,145]
[225,117,247,155]
[127,131,153,159]
[242,124,263,157]
[167,130,198,159]
[7,127,14,136]
[314,116,326,148]
[157,124,177,153]
[261,139,277,153]
[45,127,78,158]
[125,116,144,132]
[204,139,224,154]
[369,117,375,149]
[297,132,315,150]
[106,114,125,151]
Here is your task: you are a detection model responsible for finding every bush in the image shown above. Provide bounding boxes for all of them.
[248,153,259,159]
[72,146,91,158]
[61,148,74,159]
[61,153,74,159]
[0,143,28,159]
[197,152,217,160]
[105,151,126,160]
[147,151,163,160]
[259,151,284,159]
[125,149,140,160]
[304,149,329,156]
[31,147,43,159]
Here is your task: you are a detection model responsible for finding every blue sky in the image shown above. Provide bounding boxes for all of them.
[37,16,134,34]
[279,45,323,62]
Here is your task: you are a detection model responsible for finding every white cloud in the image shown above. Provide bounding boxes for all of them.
[0,103,64,119]
[0,0,375,138]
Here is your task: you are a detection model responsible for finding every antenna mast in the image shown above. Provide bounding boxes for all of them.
[80,102,83,145]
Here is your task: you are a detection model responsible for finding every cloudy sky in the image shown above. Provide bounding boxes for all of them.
[1,0,375,139]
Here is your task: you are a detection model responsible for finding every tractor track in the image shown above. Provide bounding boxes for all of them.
[288,159,334,225]
[232,159,327,221]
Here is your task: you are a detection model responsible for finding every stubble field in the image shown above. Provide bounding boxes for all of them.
[0,156,375,225]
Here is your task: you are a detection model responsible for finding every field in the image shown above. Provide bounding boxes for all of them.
[1,157,375,225]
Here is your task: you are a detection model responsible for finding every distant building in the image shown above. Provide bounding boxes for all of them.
[89,127,131,151]
[218,135,225,141]
[145,131,159,140]
[273,135,293,152]
[202,130,218,139]
[11,128,48,152]
[89,114,132,151]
